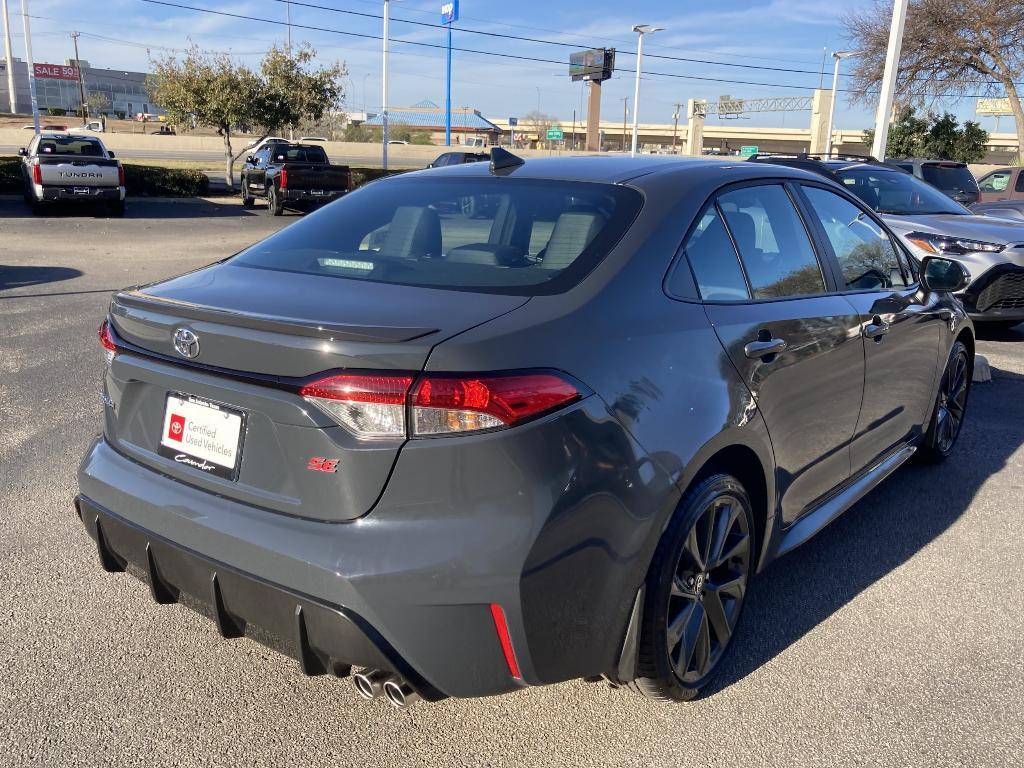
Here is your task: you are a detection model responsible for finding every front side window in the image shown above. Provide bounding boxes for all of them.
[802,186,913,291]
[979,170,1011,193]
[717,185,826,299]
[231,177,642,295]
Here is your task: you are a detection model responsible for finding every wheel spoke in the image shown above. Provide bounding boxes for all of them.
[708,573,746,601]
[675,602,706,676]
[666,602,694,653]
[715,532,750,568]
[703,589,731,647]
[692,612,712,676]
[708,502,739,569]
[670,575,690,598]
[683,524,707,571]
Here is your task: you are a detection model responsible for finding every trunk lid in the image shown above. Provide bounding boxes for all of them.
[104,262,528,521]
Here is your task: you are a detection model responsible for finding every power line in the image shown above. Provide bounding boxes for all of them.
[261,0,852,78]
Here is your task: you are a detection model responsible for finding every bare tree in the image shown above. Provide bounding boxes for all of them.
[844,0,1024,162]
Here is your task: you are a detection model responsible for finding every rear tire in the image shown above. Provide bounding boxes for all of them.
[628,473,755,703]
[918,340,972,464]
[266,186,283,216]
[107,200,126,218]
[29,199,44,216]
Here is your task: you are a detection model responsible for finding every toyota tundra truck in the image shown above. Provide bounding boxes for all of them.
[19,133,126,216]
[240,142,351,216]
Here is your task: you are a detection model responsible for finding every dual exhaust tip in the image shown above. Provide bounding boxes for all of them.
[352,669,421,709]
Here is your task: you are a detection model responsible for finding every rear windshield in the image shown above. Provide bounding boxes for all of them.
[36,137,104,156]
[921,163,979,194]
[835,168,967,216]
[270,145,329,163]
[231,177,643,295]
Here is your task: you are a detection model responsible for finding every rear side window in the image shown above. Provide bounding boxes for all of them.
[979,171,1011,193]
[272,146,328,163]
[681,207,749,300]
[802,186,913,291]
[231,177,642,295]
[1016,173,1024,193]
[921,163,979,194]
[36,137,103,156]
[717,185,826,299]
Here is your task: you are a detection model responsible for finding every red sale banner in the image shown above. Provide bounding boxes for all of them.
[33,63,80,81]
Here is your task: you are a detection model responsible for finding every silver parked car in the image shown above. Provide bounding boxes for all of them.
[748,155,1024,330]
[18,133,126,216]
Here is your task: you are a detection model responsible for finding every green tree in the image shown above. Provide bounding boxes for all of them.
[863,109,989,163]
[148,44,345,186]
[845,0,1023,162]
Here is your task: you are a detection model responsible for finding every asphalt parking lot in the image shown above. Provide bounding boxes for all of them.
[2,197,1023,767]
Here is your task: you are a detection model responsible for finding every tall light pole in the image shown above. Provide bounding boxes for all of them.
[441,0,457,146]
[824,51,858,157]
[19,0,38,133]
[630,24,663,157]
[621,95,628,152]
[381,0,390,170]
[2,0,16,113]
[871,0,909,161]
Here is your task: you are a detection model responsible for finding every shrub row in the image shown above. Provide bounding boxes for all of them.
[123,164,210,197]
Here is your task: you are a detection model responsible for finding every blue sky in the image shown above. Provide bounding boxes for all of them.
[6,0,1004,131]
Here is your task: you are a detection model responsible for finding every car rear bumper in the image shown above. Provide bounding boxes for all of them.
[40,185,124,202]
[282,189,345,204]
[76,397,675,698]
[75,494,447,701]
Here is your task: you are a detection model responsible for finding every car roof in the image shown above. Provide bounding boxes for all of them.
[411,154,834,186]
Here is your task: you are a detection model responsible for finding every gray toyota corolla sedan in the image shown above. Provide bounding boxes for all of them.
[78,150,975,707]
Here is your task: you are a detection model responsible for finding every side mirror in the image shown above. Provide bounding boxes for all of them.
[921,256,970,293]
[107,151,115,158]
[17,148,27,156]
[246,155,256,164]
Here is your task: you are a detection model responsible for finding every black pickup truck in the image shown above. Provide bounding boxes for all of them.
[240,142,352,215]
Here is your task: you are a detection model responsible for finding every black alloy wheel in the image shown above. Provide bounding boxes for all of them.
[920,340,971,462]
[631,474,754,702]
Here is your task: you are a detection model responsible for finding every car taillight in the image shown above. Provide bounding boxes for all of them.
[117,164,125,187]
[299,374,413,439]
[32,162,41,185]
[410,372,579,436]
[279,168,288,190]
[98,320,117,365]
[298,371,581,439]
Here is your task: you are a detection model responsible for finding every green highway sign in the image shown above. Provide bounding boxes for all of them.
[740,145,759,157]
[546,127,564,141]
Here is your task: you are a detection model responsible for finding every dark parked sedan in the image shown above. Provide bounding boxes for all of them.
[78,150,974,708]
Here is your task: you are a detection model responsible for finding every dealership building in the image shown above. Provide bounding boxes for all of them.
[0,57,162,118]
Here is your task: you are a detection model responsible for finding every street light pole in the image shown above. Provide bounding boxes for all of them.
[2,0,17,113]
[630,24,663,157]
[70,32,87,124]
[381,0,390,170]
[19,0,38,134]
[871,0,909,160]
[621,95,628,152]
[672,102,681,153]
[825,51,857,157]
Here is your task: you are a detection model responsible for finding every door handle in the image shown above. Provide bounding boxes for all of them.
[864,316,890,340]
[744,337,787,359]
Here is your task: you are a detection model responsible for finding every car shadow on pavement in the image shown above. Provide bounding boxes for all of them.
[706,366,1024,696]
[0,264,83,291]
[0,196,279,219]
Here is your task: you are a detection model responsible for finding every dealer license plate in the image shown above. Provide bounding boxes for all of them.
[158,392,245,480]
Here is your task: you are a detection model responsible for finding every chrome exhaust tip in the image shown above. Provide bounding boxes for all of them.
[383,678,421,709]
[352,669,392,700]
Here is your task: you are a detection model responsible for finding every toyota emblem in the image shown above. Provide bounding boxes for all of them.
[173,328,200,359]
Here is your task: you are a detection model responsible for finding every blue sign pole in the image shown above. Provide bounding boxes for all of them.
[441,1,458,146]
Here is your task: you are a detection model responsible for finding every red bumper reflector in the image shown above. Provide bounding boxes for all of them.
[489,603,522,680]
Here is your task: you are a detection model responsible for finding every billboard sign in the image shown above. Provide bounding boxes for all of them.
[441,0,459,24]
[569,48,615,82]
[977,98,1013,116]
[33,63,80,81]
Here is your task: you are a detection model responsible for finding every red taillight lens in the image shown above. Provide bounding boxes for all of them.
[118,164,125,186]
[32,162,41,185]
[299,374,413,438]
[98,320,116,364]
[411,373,579,436]
[279,168,288,190]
